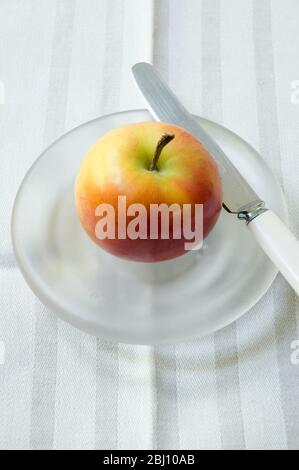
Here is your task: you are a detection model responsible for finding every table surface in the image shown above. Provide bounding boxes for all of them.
[0,0,299,450]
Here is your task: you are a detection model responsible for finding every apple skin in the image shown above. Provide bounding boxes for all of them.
[75,122,223,262]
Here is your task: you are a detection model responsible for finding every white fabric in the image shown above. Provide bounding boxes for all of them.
[0,0,298,450]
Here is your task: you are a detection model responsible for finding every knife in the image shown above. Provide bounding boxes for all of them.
[132,62,299,295]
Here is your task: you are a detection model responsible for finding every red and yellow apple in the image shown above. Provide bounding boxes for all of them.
[75,122,222,262]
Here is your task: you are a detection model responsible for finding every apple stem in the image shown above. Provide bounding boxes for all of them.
[149,133,175,171]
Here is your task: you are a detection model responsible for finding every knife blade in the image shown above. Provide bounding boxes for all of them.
[132,62,262,214]
[132,62,299,295]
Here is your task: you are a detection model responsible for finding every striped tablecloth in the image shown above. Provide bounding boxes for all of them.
[0,0,298,450]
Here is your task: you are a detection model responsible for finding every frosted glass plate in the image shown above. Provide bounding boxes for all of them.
[11,110,287,344]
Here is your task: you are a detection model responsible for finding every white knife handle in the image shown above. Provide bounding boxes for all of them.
[248,210,299,294]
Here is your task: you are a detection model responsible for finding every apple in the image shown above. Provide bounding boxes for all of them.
[75,122,222,262]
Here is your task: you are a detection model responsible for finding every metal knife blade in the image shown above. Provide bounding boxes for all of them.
[132,62,262,214]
